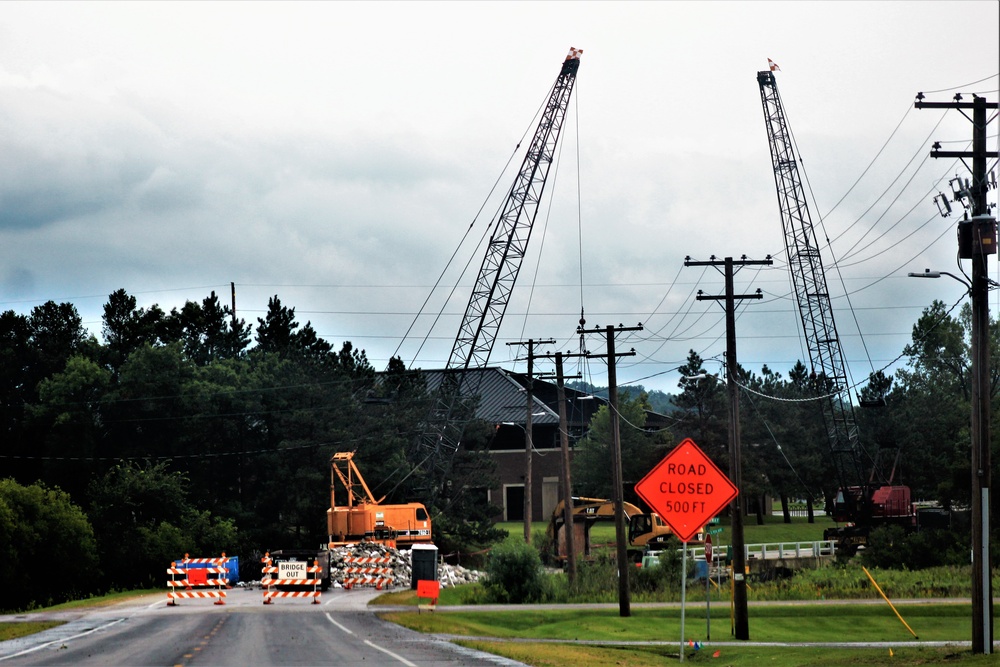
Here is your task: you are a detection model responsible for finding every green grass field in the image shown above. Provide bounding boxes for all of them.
[382,603,992,666]
[0,621,65,642]
[452,641,994,666]
[385,517,996,664]
[384,603,960,641]
[498,513,834,547]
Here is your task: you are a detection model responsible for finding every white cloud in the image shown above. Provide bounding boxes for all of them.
[0,0,995,394]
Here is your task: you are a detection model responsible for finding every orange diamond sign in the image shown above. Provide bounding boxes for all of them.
[634,437,737,543]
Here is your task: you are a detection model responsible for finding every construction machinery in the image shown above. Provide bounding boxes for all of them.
[548,496,702,563]
[327,452,432,548]
[408,48,582,509]
[757,69,916,553]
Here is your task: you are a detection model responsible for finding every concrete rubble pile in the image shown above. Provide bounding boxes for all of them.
[328,541,484,589]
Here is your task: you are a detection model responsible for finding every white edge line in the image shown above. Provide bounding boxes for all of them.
[324,612,354,635]
[146,599,165,609]
[363,639,418,667]
[325,614,415,667]
[0,618,125,662]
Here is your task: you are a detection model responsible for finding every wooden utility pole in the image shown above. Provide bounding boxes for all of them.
[554,352,578,584]
[916,91,998,654]
[536,350,586,585]
[506,338,555,543]
[686,255,771,640]
[579,323,641,617]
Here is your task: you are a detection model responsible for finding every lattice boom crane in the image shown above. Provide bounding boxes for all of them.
[757,69,914,552]
[414,48,582,501]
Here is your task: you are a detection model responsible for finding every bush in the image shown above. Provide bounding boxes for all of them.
[0,479,99,611]
[861,525,968,570]
[631,548,690,594]
[567,552,620,601]
[533,527,556,566]
[482,536,549,603]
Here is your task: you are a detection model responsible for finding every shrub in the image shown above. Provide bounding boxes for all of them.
[0,479,99,611]
[861,525,968,570]
[483,536,549,603]
[533,527,556,566]
[631,548,689,595]
[568,552,619,601]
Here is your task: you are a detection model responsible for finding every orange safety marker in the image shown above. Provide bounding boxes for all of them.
[416,579,439,612]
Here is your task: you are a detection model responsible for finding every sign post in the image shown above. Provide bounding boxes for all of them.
[705,534,712,640]
[635,438,738,661]
[680,540,687,663]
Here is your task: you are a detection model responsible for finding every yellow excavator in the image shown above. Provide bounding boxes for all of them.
[548,496,705,563]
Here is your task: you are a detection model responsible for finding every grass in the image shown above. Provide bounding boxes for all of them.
[378,520,996,665]
[381,604,991,666]
[7,588,163,614]
[0,621,65,642]
[497,514,834,550]
[371,585,470,607]
[453,641,996,666]
[381,603,966,642]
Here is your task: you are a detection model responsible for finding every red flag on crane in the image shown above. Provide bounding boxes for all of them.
[768,58,781,72]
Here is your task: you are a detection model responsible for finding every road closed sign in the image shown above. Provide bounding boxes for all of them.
[278,561,307,579]
[634,437,737,542]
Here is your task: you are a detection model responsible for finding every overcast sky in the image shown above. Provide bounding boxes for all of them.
[0,1,997,395]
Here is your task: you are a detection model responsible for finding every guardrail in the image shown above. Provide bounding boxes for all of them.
[683,540,837,561]
[771,509,827,517]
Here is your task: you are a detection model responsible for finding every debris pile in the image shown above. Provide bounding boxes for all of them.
[328,542,483,589]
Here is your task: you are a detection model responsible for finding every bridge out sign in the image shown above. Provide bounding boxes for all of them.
[634,437,737,542]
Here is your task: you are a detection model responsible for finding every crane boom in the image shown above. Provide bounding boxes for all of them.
[450,49,581,370]
[756,70,874,514]
[412,48,582,502]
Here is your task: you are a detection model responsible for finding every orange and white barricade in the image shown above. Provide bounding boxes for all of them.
[342,556,393,590]
[261,552,322,605]
[167,552,228,606]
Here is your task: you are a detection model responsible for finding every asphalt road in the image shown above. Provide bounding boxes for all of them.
[0,588,524,667]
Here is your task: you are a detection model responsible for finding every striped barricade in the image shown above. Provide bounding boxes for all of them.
[342,556,393,590]
[167,552,229,606]
[261,552,322,605]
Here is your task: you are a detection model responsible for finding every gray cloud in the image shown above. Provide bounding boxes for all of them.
[0,1,994,394]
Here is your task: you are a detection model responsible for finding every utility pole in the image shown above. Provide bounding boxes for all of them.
[686,255,771,640]
[916,91,998,655]
[537,350,586,585]
[579,323,642,617]
[507,338,555,543]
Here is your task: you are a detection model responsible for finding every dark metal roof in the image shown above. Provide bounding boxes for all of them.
[420,367,606,427]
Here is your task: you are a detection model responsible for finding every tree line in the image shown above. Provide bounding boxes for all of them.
[0,289,502,610]
[1,289,995,609]
[566,299,999,568]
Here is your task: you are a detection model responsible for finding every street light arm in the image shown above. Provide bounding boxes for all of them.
[908,268,972,289]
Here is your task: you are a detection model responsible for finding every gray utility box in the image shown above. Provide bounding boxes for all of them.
[410,543,439,589]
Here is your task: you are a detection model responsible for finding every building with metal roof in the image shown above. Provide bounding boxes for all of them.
[421,367,611,523]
